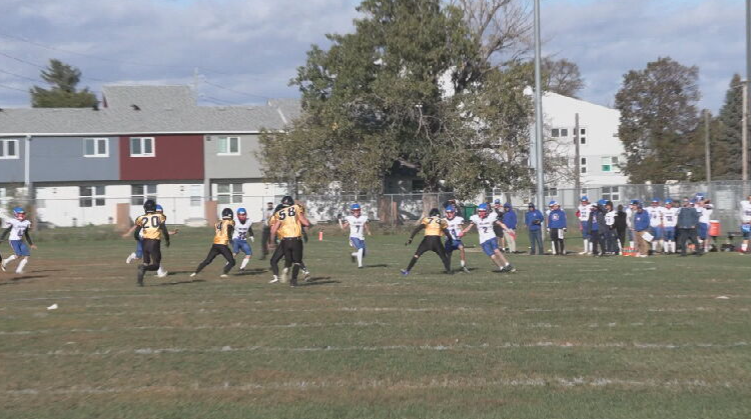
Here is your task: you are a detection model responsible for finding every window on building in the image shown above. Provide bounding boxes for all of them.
[580,157,587,174]
[84,138,109,157]
[544,187,558,197]
[560,128,568,137]
[551,128,560,138]
[80,186,105,207]
[579,128,587,144]
[131,184,157,205]
[130,137,155,157]
[217,136,240,155]
[189,185,203,207]
[0,139,19,159]
[580,128,586,136]
[601,156,620,172]
[217,183,243,204]
[602,186,620,202]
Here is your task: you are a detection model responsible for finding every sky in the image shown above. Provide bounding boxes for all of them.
[0,0,745,112]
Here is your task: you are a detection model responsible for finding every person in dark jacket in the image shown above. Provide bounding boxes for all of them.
[502,202,517,253]
[614,204,628,252]
[525,203,544,255]
[547,201,567,255]
[677,197,702,256]
[587,201,607,256]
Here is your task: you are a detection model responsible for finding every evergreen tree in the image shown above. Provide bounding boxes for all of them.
[30,59,98,108]
[614,57,700,183]
[715,74,744,179]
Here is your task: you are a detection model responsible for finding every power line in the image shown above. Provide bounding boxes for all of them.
[200,94,240,105]
[0,50,112,83]
[0,32,232,76]
[0,68,42,83]
[0,83,28,93]
[203,79,270,100]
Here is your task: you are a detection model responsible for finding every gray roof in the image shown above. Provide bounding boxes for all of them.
[102,85,196,110]
[0,85,301,136]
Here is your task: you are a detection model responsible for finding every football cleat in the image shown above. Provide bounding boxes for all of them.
[269,275,280,284]
[190,272,197,278]
[400,269,410,276]
[126,253,136,264]
[220,274,229,278]
[461,266,470,273]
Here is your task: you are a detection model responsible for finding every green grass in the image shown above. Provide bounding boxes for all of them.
[1,227,750,418]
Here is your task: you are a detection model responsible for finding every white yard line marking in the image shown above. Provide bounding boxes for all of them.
[2,377,738,396]
[6,341,748,357]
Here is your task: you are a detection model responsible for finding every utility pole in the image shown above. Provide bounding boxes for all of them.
[704,110,711,197]
[533,0,545,231]
[743,81,749,193]
[574,113,581,198]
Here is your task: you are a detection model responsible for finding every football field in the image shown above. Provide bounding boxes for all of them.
[1,227,750,418]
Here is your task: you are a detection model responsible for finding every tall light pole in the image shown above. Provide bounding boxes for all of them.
[533,0,545,219]
[746,0,751,192]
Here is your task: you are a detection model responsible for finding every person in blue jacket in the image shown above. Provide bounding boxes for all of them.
[633,203,651,257]
[547,200,567,255]
[502,202,517,253]
[525,203,544,255]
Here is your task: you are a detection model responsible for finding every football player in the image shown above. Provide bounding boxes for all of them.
[232,207,255,271]
[401,208,453,275]
[740,195,751,253]
[269,196,311,286]
[645,199,664,254]
[340,203,371,269]
[460,203,515,272]
[133,200,170,286]
[125,205,177,278]
[444,205,470,273]
[662,199,679,254]
[577,196,592,254]
[191,208,236,278]
[1,207,37,274]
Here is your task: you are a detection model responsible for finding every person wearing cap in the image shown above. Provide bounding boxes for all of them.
[577,196,593,254]
[444,205,470,273]
[492,199,505,250]
[460,203,515,272]
[232,207,255,271]
[586,200,607,256]
[547,201,567,255]
[677,197,702,256]
[603,200,618,254]
[645,198,665,254]
[632,203,651,257]
[696,198,713,252]
[340,203,371,269]
[662,199,680,254]
[525,203,544,255]
[502,202,517,253]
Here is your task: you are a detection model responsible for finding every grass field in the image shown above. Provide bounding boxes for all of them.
[1,226,750,418]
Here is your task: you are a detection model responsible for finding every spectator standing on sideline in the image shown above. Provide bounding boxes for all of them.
[633,204,650,258]
[614,204,628,252]
[586,201,606,256]
[547,201,567,256]
[502,202,517,253]
[492,199,505,250]
[604,200,618,254]
[626,200,639,248]
[260,202,275,260]
[525,203,544,255]
[739,195,751,253]
[677,198,702,256]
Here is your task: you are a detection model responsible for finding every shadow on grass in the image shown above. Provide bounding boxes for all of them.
[234,269,267,276]
[297,277,340,286]
[365,264,389,268]
[154,279,207,286]
[0,275,48,285]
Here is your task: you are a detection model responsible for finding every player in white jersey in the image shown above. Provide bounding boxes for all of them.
[661,199,680,253]
[232,207,255,270]
[340,203,371,268]
[459,203,515,272]
[444,205,470,273]
[1,207,37,274]
[577,196,593,254]
[740,196,751,253]
[645,199,665,253]
[697,199,713,252]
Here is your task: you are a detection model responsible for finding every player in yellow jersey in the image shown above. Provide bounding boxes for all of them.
[269,196,311,286]
[134,200,170,287]
[191,208,237,278]
[400,208,453,276]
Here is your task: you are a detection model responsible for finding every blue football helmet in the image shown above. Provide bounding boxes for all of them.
[350,203,361,211]
[478,203,489,212]
[548,200,559,207]
[237,207,247,215]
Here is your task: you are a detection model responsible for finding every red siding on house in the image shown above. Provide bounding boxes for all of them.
[119,135,204,180]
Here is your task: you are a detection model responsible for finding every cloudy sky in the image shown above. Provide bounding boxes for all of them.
[0,0,745,112]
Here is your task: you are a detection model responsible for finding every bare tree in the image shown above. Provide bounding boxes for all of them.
[542,57,585,98]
